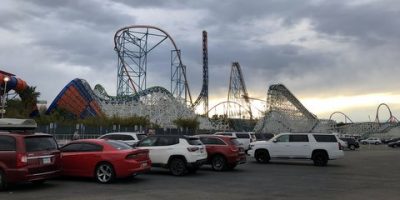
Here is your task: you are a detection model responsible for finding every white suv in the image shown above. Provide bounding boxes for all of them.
[214,132,256,150]
[248,133,344,166]
[98,132,147,146]
[136,135,207,176]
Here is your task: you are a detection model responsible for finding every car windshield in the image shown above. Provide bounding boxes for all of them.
[186,138,203,145]
[24,136,58,152]
[106,140,132,150]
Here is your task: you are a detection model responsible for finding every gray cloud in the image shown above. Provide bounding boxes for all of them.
[1,0,400,121]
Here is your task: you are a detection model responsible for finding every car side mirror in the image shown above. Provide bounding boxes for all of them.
[272,139,277,143]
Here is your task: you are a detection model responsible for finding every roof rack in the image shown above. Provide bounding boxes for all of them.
[0,118,37,131]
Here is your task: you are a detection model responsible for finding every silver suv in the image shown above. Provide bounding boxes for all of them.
[99,132,147,146]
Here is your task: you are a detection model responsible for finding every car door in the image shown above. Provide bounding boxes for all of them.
[77,143,103,176]
[288,134,311,158]
[153,137,178,164]
[136,137,160,163]
[269,134,290,157]
[61,143,102,177]
[61,143,83,176]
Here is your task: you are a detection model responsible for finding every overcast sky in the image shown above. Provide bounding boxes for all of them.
[1,0,400,122]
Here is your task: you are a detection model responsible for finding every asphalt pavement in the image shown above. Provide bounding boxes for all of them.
[1,145,399,200]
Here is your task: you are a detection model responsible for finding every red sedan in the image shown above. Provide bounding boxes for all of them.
[60,139,151,183]
[199,135,246,171]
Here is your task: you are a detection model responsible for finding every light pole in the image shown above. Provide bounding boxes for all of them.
[1,76,10,118]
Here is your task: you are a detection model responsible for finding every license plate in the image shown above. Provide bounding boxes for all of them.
[43,157,51,164]
[141,163,148,168]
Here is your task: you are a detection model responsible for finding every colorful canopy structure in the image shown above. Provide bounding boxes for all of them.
[46,78,103,118]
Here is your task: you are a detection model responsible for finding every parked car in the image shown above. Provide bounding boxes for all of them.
[98,132,147,147]
[340,138,360,150]
[136,135,207,176]
[360,138,382,145]
[388,140,400,148]
[248,133,344,166]
[60,139,151,183]
[382,137,400,144]
[214,132,256,150]
[0,118,61,190]
[254,133,275,141]
[198,135,246,171]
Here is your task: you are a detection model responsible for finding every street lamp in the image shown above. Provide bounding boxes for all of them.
[1,76,10,118]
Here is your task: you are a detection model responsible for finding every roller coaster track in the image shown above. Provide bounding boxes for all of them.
[114,25,193,105]
[267,84,317,120]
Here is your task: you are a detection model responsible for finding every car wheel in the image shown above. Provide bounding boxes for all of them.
[313,152,328,166]
[255,150,270,163]
[0,170,7,191]
[362,142,367,145]
[169,158,187,176]
[95,163,115,183]
[349,145,356,150]
[211,155,227,171]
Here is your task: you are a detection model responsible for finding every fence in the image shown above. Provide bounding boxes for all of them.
[36,123,204,145]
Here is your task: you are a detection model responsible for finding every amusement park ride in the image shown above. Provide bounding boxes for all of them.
[0,24,392,136]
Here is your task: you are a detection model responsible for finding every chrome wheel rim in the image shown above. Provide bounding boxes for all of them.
[97,165,112,183]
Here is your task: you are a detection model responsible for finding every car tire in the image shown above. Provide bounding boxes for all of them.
[362,142,367,145]
[313,152,328,166]
[349,145,356,151]
[211,155,227,171]
[169,158,187,176]
[0,170,7,191]
[255,150,270,163]
[375,142,379,145]
[95,163,115,183]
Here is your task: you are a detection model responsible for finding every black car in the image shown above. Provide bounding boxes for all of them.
[340,137,359,150]
[383,137,400,144]
[388,140,400,148]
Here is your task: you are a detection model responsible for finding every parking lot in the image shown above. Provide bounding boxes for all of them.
[1,146,399,200]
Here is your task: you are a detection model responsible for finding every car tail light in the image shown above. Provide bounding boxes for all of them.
[126,154,139,160]
[338,142,343,150]
[16,153,27,168]
[230,146,239,152]
[187,147,199,152]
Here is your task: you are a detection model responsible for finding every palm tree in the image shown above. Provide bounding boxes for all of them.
[18,86,40,117]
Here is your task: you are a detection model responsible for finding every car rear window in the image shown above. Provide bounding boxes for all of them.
[101,134,134,141]
[230,138,241,146]
[0,135,16,151]
[236,133,250,139]
[186,138,203,145]
[313,135,338,142]
[24,136,58,152]
[106,140,132,150]
[137,134,147,140]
